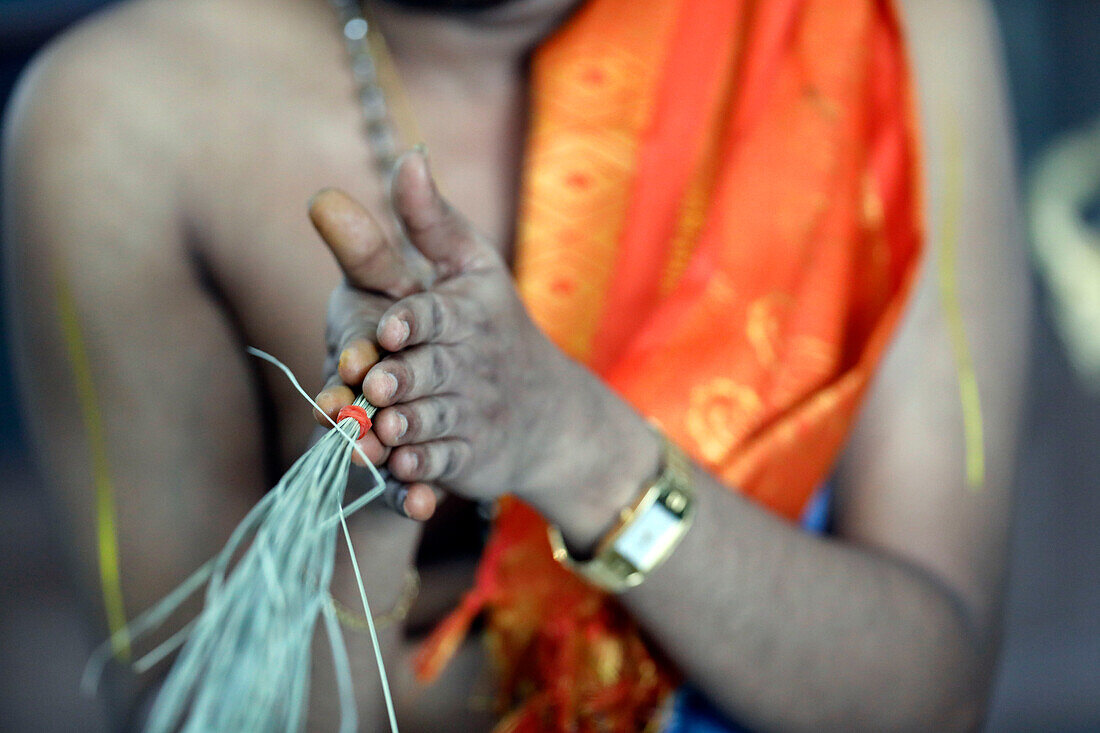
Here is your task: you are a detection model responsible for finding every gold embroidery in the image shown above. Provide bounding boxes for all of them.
[746,293,791,368]
[686,378,763,463]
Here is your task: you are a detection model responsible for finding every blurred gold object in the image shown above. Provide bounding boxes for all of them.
[332,568,421,632]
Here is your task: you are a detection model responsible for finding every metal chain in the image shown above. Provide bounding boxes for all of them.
[328,0,439,289]
[329,0,401,175]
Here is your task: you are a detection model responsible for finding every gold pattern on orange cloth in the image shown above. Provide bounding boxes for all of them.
[686,379,764,465]
[513,0,679,363]
[746,293,792,369]
[415,1,924,730]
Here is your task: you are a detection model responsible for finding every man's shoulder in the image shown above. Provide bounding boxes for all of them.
[2,0,258,264]
[897,0,1004,99]
[10,0,321,154]
[6,1,224,171]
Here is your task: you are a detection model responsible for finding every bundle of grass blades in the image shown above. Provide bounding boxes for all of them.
[83,348,399,732]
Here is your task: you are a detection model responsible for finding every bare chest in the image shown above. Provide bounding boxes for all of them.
[184,56,525,459]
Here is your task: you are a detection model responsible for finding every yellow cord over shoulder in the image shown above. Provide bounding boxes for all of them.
[937,110,986,490]
[55,274,130,659]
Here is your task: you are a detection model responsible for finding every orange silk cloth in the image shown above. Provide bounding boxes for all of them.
[416,0,923,730]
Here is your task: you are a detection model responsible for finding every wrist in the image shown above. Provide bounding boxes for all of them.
[548,433,697,593]
[522,378,662,553]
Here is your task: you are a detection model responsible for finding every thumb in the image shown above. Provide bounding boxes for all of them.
[391,149,494,276]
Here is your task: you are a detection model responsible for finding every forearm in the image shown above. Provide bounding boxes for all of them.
[628,475,986,731]
[527,388,990,732]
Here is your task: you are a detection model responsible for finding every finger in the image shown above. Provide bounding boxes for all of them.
[362,344,465,407]
[380,480,437,521]
[391,151,496,276]
[403,483,437,522]
[316,375,388,464]
[338,338,380,387]
[314,375,354,427]
[373,395,465,447]
[388,440,472,484]
[350,430,390,467]
[376,291,478,352]
[309,188,420,297]
[324,286,385,385]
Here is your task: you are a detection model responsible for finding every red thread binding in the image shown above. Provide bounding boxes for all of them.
[337,405,372,440]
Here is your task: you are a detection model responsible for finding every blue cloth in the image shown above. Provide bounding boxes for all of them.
[663,484,832,732]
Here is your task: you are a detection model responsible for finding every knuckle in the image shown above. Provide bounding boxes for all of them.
[471,298,493,334]
[428,347,451,391]
[359,241,389,270]
[429,293,448,339]
[350,240,393,280]
[434,399,455,434]
[445,443,469,479]
[453,342,477,373]
[440,445,460,479]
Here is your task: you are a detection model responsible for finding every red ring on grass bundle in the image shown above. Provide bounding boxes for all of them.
[336,405,372,440]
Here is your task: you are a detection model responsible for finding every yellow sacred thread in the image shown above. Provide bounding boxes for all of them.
[55,274,130,659]
[937,110,985,489]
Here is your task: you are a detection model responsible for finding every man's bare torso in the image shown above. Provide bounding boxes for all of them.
[18,2,537,720]
[146,0,528,461]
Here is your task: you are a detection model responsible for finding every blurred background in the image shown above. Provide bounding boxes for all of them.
[0,0,1097,730]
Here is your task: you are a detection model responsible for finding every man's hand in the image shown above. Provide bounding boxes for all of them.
[308,186,437,518]
[312,152,598,517]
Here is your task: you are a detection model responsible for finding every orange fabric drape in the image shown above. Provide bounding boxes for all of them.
[416,1,923,730]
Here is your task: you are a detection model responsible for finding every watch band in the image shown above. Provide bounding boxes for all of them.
[547,431,696,593]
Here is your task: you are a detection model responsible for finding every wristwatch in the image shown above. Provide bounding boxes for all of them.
[547,431,696,593]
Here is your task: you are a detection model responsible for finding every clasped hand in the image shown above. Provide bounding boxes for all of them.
[310,152,586,521]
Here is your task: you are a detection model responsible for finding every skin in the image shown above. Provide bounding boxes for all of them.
[3,0,1028,730]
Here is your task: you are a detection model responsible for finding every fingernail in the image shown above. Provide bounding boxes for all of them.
[395,319,410,347]
[379,372,398,400]
[395,413,408,439]
[394,487,410,516]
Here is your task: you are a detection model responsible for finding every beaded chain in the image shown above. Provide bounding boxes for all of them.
[329,0,411,176]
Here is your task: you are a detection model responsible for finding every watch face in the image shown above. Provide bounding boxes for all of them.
[614,502,680,571]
